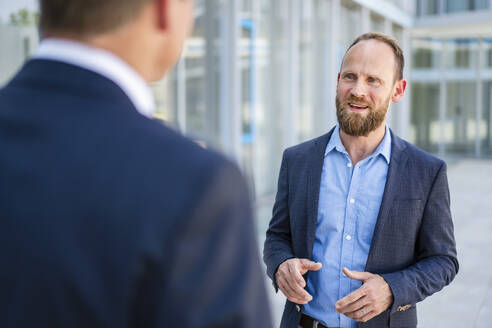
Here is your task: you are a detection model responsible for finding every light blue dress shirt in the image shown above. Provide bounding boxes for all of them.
[303,125,391,328]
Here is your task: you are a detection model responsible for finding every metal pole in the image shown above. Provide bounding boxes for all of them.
[476,38,483,157]
[439,41,447,157]
[220,0,241,163]
[177,57,186,134]
[328,0,341,128]
[286,0,300,148]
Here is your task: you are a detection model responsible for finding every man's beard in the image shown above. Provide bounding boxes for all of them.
[336,94,390,137]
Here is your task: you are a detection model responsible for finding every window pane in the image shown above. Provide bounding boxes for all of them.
[483,82,492,156]
[412,38,441,69]
[370,13,385,33]
[446,0,471,13]
[298,0,330,142]
[410,83,441,153]
[446,39,478,69]
[484,38,492,68]
[445,82,477,154]
[422,0,439,15]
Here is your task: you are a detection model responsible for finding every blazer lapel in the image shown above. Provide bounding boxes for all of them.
[365,131,409,271]
[306,128,335,259]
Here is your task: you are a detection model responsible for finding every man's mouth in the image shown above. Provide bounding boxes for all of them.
[347,102,369,112]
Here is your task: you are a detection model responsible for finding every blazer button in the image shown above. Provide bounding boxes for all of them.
[296,305,301,312]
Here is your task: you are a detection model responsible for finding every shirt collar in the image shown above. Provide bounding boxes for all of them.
[34,38,155,118]
[325,124,392,164]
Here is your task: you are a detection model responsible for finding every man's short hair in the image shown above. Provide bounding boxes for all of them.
[344,32,405,81]
[40,0,153,37]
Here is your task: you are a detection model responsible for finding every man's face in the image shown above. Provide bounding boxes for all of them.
[336,39,400,137]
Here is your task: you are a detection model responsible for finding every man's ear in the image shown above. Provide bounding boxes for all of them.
[392,79,407,103]
[156,0,168,30]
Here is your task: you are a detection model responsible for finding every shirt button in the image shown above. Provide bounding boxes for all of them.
[346,235,352,241]
[296,305,301,312]
[347,162,352,167]
[349,198,355,204]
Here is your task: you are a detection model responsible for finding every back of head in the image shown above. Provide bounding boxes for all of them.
[40,0,153,37]
[39,0,195,82]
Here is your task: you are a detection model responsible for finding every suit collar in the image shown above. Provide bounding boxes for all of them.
[325,124,392,165]
[34,38,155,118]
[305,127,336,258]
[10,59,140,115]
[365,130,409,271]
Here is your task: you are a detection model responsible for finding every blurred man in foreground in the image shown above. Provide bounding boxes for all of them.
[264,33,458,328]
[0,0,271,327]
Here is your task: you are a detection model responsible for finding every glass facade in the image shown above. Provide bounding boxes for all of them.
[299,0,331,142]
[418,0,439,16]
[411,36,492,157]
[483,82,492,156]
[412,38,441,69]
[445,0,489,13]
[410,83,441,153]
[446,39,478,70]
[370,13,385,33]
[445,82,477,154]
[418,0,490,16]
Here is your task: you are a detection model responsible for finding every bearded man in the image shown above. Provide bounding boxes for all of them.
[263,32,458,328]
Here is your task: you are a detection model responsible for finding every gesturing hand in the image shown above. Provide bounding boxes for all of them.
[335,268,393,323]
[275,258,322,304]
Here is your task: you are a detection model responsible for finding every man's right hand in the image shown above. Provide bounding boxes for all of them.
[275,258,322,304]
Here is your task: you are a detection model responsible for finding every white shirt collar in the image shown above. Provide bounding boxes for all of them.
[34,38,155,118]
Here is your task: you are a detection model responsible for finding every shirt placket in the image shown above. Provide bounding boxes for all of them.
[338,155,360,328]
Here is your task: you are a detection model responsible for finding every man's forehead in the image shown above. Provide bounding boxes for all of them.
[341,39,396,74]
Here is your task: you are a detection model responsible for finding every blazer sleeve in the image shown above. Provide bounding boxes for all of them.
[134,160,272,328]
[263,149,296,291]
[381,162,459,313]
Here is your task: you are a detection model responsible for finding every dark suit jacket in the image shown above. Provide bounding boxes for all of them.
[263,127,458,328]
[0,59,271,328]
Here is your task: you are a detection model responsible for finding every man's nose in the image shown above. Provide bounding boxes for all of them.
[350,81,367,99]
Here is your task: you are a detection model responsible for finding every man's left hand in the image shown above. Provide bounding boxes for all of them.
[334,267,393,323]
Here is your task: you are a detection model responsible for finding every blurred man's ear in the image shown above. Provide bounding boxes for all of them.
[156,0,168,30]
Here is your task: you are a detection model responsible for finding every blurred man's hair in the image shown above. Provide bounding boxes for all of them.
[40,0,153,37]
[345,32,404,81]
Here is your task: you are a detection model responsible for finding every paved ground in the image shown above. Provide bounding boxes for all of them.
[258,159,492,327]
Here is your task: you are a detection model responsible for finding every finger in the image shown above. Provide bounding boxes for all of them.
[289,262,307,287]
[300,259,322,272]
[277,279,310,304]
[360,311,377,323]
[278,275,311,304]
[283,266,312,301]
[342,267,372,282]
[336,296,370,314]
[347,309,377,323]
[335,287,366,309]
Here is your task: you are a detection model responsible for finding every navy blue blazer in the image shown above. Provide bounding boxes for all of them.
[0,59,271,328]
[264,128,458,328]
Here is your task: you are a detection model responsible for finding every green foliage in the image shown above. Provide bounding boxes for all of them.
[8,8,39,27]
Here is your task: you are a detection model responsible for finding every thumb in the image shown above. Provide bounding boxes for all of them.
[300,259,322,272]
[342,267,372,282]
